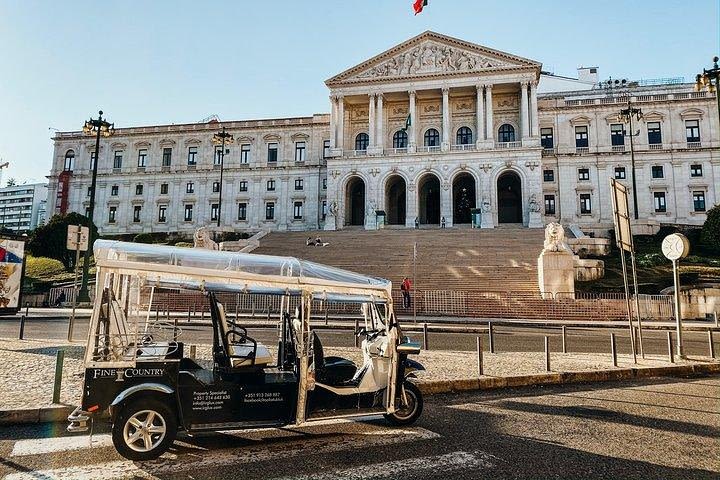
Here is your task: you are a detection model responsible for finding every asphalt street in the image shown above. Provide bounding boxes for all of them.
[0,376,717,479]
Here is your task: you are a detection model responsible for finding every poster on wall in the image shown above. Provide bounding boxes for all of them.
[0,236,25,314]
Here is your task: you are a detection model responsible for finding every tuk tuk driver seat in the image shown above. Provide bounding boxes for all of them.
[211,295,273,369]
[311,332,357,386]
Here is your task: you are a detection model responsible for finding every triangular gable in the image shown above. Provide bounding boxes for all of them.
[326,31,541,87]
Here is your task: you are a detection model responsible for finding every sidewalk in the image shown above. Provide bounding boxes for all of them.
[1,338,718,425]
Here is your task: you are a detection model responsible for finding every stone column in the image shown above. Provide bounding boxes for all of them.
[337,95,345,152]
[376,93,384,152]
[408,90,417,153]
[441,182,452,227]
[406,184,418,228]
[329,95,337,149]
[520,81,529,140]
[441,87,450,151]
[530,81,539,137]
[368,94,376,151]
[476,85,485,148]
[485,85,494,145]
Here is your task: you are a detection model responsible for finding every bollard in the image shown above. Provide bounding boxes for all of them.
[354,319,359,348]
[667,331,675,364]
[610,333,617,367]
[235,300,239,321]
[52,349,65,404]
[189,345,196,360]
[18,315,26,340]
[562,326,567,354]
[545,336,551,372]
[477,336,483,377]
[633,327,639,355]
[423,323,429,351]
[715,311,719,328]
[709,330,715,359]
[173,317,178,341]
[155,309,159,321]
[488,321,495,354]
[25,302,29,317]
[325,309,328,326]
[187,306,191,322]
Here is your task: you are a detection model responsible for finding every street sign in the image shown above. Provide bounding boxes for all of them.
[609,179,633,252]
[662,233,690,261]
[67,225,89,251]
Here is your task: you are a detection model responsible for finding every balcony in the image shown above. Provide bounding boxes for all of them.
[161,165,171,172]
[648,143,663,150]
[351,149,368,157]
[418,145,441,153]
[575,147,590,154]
[686,141,702,149]
[611,145,626,153]
[389,147,408,154]
[541,147,557,157]
[496,141,522,149]
[451,144,475,151]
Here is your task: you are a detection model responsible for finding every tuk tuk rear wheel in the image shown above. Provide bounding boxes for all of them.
[112,397,177,461]
[385,381,423,426]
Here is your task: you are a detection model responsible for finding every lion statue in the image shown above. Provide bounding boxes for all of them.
[193,227,219,250]
[543,222,571,253]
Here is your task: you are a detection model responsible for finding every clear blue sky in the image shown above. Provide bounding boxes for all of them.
[0,0,718,184]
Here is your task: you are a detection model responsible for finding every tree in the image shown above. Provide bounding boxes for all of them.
[26,213,98,269]
[5,178,16,187]
[700,204,720,252]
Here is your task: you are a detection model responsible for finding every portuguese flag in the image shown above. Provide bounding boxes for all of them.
[413,0,428,15]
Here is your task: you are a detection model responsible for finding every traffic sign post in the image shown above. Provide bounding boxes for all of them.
[66,225,89,342]
[662,233,690,358]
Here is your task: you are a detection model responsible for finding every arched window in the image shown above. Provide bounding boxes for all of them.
[355,133,369,151]
[393,130,408,148]
[424,128,440,147]
[456,126,473,145]
[498,124,515,143]
[63,150,75,171]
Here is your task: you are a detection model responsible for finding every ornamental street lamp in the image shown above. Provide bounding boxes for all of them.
[617,99,643,220]
[77,110,114,303]
[211,127,234,232]
[695,56,720,128]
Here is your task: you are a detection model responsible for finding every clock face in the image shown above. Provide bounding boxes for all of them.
[662,234,689,261]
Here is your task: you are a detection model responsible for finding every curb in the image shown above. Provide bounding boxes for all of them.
[0,405,75,426]
[417,361,720,395]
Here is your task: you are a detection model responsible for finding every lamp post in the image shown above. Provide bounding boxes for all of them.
[695,56,720,129]
[211,127,234,233]
[77,110,114,303]
[617,99,643,220]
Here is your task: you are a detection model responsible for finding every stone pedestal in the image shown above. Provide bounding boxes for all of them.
[537,250,575,296]
[528,211,543,229]
[480,211,494,229]
[324,214,337,231]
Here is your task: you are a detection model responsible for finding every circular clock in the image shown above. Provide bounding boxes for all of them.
[661,233,690,261]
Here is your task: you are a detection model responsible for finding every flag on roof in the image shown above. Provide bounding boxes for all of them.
[413,0,428,15]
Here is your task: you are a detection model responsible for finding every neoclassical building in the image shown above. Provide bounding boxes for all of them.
[47,32,719,236]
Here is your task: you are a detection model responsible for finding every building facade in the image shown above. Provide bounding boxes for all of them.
[0,183,48,233]
[47,32,719,236]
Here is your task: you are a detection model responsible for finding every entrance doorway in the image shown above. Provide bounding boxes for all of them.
[345,177,365,226]
[452,173,476,224]
[418,174,440,225]
[385,175,406,225]
[497,171,522,223]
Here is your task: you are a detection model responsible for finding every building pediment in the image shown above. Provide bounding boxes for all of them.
[326,31,541,87]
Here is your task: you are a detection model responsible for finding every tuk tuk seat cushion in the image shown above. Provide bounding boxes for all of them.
[230,343,273,368]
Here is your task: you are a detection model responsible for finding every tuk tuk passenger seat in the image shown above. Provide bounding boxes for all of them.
[216,302,273,368]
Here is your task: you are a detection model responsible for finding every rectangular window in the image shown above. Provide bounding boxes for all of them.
[540,128,554,149]
[293,201,303,220]
[651,165,664,179]
[186,182,194,194]
[108,206,117,223]
[111,185,119,196]
[653,192,666,213]
[158,205,167,223]
[614,167,626,179]
[322,200,327,220]
[184,204,193,221]
[685,120,700,142]
[211,203,219,221]
[187,147,198,165]
[238,180,248,192]
[575,126,589,148]
[212,181,220,193]
[322,178,327,190]
[160,183,169,195]
[323,140,331,159]
[544,195,556,215]
[267,143,278,163]
[90,152,97,170]
[543,169,554,182]
[690,164,703,177]
[162,148,172,167]
[610,124,625,146]
[238,202,247,221]
[693,191,706,212]
[578,168,590,181]
[113,151,123,169]
[137,149,148,167]
[647,122,662,144]
[265,202,275,220]
[295,141,306,162]
[135,184,143,195]
[133,205,141,223]
[267,179,276,191]
[63,154,74,171]
[580,193,592,214]
[294,178,304,190]
[214,146,223,166]
[240,144,250,164]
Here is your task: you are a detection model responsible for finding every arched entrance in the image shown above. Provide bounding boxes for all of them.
[452,173,476,224]
[497,171,522,224]
[385,175,406,225]
[345,177,365,226]
[418,174,440,225]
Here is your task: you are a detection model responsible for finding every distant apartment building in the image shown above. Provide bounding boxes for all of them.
[0,183,48,233]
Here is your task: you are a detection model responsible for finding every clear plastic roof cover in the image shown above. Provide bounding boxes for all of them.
[94,240,390,290]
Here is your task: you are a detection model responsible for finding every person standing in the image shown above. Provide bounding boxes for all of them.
[401,276,412,309]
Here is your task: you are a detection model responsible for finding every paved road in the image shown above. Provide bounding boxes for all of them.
[2,316,717,357]
[1,376,717,479]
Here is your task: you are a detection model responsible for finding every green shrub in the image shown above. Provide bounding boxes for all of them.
[133,233,154,244]
[174,242,193,248]
[635,252,666,268]
[700,204,720,252]
[26,256,66,279]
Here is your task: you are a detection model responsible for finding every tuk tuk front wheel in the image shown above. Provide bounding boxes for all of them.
[112,398,177,461]
[385,381,423,426]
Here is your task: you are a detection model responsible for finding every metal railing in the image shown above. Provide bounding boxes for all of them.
[451,144,475,151]
[496,141,522,149]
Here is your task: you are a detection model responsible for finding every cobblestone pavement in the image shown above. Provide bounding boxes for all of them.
[0,338,706,411]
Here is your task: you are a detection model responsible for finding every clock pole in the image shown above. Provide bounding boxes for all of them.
[672,259,683,358]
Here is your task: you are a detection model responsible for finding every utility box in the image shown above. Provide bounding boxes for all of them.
[375,210,386,229]
[470,208,482,229]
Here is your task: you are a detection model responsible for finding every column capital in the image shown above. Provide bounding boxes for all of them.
[476,84,486,92]
[520,81,529,89]
[485,84,493,91]
[441,87,450,95]
[529,80,538,89]
[376,92,384,100]
[368,93,376,100]
[408,89,416,96]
